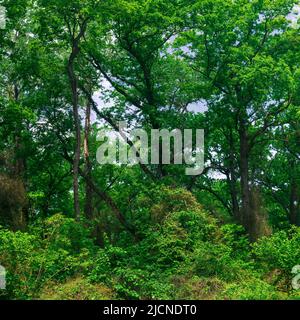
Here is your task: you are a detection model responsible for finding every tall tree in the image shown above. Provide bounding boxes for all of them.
[177,0,300,239]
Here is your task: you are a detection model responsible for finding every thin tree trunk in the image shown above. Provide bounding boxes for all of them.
[84,101,93,220]
[68,47,81,221]
[79,167,135,234]
[289,175,300,226]
[66,19,88,221]
[228,172,240,219]
[57,134,135,235]
[239,125,253,238]
[228,130,240,219]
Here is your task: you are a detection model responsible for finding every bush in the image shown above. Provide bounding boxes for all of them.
[220,224,251,260]
[43,214,95,254]
[193,242,254,282]
[0,228,39,299]
[221,278,285,300]
[112,267,173,300]
[38,277,114,300]
[172,276,225,300]
[0,214,98,299]
[252,227,300,289]
[88,249,111,284]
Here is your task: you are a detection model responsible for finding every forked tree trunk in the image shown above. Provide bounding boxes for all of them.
[67,20,89,221]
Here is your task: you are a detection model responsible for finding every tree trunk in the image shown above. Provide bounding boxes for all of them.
[289,176,300,226]
[239,125,253,238]
[228,173,240,219]
[13,84,27,230]
[67,44,81,221]
[84,101,93,220]
[228,130,240,219]
[58,135,135,235]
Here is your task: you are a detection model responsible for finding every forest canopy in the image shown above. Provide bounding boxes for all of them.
[0,0,300,300]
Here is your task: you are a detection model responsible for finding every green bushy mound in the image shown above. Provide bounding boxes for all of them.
[1,189,300,300]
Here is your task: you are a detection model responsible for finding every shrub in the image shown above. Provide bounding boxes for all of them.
[220,224,251,260]
[193,242,254,282]
[88,249,111,284]
[252,227,300,287]
[172,276,225,300]
[0,228,39,299]
[43,214,95,254]
[38,277,114,300]
[0,214,98,299]
[221,277,285,300]
[112,267,173,300]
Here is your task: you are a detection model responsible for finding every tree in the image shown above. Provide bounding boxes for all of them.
[176,0,300,239]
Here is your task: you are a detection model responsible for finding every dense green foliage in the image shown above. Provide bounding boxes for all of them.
[0,191,300,300]
[0,0,299,300]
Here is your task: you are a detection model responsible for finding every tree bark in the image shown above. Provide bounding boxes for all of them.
[68,46,81,221]
[228,129,240,219]
[289,173,300,226]
[66,19,88,221]
[84,101,93,220]
[239,125,253,238]
[12,84,27,230]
